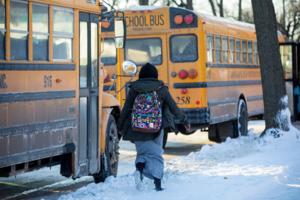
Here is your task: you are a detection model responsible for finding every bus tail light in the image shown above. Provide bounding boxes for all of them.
[196,100,201,105]
[181,88,188,94]
[184,14,194,24]
[188,69,198,79]
[171,71,177,78]
[178,69,188,79]
[174,15,183,24]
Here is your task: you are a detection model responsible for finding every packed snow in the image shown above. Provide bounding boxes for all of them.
[58,124,300,200]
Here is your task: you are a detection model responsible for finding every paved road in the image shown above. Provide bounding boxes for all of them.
[0,121,265,200]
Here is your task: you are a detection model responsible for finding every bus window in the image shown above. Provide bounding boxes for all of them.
[215,36,221,63]
[170,35,198,63]
[125,38,162,65]
[248,41,253,64]
[229,38,234,63]
[53,7,73,61]
[280,45,293,80]
[206,35,213,63]
[222,37,228,63]
[10,0,28,60]
[242,40,247,63]
[101,38,116,65]
[32,4,49,61]
[254,42,258,65]
[0,0,5,59]
[236,40,241,63]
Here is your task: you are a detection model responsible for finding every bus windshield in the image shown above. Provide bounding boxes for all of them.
[125,38,162,65]
[101,38,116,65]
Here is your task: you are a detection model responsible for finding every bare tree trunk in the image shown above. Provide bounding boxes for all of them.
[208,0,217,16]
[186,0,193,10]
[217,0,224,17]
[238,0,242,21]
[139,0,149,5]
[251,0,289,133]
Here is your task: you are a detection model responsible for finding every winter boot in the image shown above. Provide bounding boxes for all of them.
[154,177,163,191]
[134,162,145,190]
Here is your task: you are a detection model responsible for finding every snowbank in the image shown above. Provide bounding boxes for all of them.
[59,126,300,200]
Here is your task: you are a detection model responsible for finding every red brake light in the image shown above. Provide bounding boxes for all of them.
[181,88,188,94]
[174,15,183,24]
[178,69,188,79]
[188,69,198,79]
[184,14,194,24]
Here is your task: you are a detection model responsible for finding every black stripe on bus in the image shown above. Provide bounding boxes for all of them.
[0,90,76,103]
[247,95,263,102]
[0,118,77,137]
[0,63,75,71]
[206,63,259,68]
[208,95,263,107]
[173,80,261,89]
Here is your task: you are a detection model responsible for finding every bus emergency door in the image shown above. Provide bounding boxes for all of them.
[78,13,99,175]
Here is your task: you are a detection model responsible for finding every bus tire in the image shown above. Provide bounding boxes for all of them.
[93,115,119,183]
[163,130,168,149]
[234,99,248,137]
[208,124,221,142]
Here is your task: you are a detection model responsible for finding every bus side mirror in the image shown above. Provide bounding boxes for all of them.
[114,12,125,49]
[122,60,137,76]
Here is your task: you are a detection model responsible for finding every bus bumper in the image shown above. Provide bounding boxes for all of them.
[181,108,210,125]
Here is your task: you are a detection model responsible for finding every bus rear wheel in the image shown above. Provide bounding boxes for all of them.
[93,115,119,183]
[234,99,248,137]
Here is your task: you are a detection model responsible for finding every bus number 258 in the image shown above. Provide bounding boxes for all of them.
[176,96,191,104]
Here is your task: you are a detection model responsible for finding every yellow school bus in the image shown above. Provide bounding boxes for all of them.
[0,0,123,183]
[101,6,269,144]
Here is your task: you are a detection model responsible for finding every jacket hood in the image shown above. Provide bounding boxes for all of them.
[130,78,165,92]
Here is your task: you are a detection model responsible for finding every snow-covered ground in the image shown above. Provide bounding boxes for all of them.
[58,124,300,200]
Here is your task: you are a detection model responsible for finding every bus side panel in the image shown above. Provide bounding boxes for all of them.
[0,70,78,174]
[206,67,263,124]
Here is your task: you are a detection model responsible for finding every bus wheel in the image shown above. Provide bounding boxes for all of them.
[163,130,168,149]
[234,99,248,137]
[208,124,221,142]
[93,115,119,183]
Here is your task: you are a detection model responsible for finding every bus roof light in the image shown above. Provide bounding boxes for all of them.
[178,69,188,79]
[101,20,110,28]
[174,15,183,24]
[184,14,194,24]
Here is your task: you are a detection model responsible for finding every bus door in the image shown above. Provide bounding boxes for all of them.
[121,34,168,103]
[280,42,300,120]
[78,13,99,176]
[167,34,200,107]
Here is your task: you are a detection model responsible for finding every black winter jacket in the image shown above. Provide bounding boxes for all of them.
[117,78,186,142]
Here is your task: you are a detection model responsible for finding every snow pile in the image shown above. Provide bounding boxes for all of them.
[59,126,300,200]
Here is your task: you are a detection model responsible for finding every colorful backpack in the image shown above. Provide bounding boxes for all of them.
[131,90,162,133]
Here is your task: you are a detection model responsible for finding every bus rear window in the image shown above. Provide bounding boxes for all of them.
[101,38,116,65]
[170,35,198,63]
[125,38,162,65]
